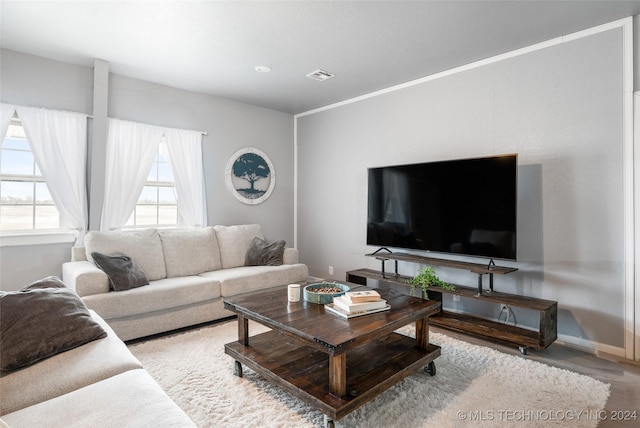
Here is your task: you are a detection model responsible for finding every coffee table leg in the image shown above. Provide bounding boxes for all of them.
[324,414,335,428]
[329,353,347,397]
[415,317,429,350]
[238,314,249,345]
[234,360,243,377]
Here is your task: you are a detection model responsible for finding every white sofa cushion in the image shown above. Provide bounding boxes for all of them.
[81,276,221,320]
[0,311,141,415]
[1,369,195,428]
[200,263,309,297]
[159,227,222,277]
[104,299,227,342]
[85,229,167,281]
[213,224,264,269]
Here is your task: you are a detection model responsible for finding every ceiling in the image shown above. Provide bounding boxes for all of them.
[2,1,640,115]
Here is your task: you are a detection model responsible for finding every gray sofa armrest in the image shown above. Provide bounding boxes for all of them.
[62,261,109,297]
[282,248,299,265]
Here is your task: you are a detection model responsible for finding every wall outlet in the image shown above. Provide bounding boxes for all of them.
[452,295,460,302]
[329,265,334,275]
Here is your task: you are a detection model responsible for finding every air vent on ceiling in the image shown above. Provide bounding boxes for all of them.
[306,69,336,81]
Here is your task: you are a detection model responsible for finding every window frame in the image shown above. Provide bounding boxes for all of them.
[124,142,179,229]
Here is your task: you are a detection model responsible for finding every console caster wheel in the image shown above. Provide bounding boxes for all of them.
[234,360,243,377]
[519,346,528,355]
[425,361,436,376]
[324,415,335,428]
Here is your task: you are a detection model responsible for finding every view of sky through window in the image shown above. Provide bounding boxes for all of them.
[0,120,60,231]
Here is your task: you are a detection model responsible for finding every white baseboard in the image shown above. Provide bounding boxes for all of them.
[556,334,627,360]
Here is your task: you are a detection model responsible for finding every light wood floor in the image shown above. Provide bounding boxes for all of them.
[432,327,640,428]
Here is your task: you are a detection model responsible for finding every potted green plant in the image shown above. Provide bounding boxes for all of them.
[408,266,455,297]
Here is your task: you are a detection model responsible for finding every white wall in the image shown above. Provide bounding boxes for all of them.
[296,25,628,353]
[0,49,295,290]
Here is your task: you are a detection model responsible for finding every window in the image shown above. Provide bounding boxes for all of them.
[0,117,61,231]
[125,141,178,228]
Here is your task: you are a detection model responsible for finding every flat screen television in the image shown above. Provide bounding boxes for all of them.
[367,154,517,260]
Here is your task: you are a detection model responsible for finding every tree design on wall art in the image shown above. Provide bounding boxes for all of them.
[225,147,275,205]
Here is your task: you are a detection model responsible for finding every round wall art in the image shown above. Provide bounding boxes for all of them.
[225,147,275,205]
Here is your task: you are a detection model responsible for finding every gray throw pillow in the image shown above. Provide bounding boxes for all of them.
[245,237,286,266]
[0,276,107,371]
[92,252,149,292]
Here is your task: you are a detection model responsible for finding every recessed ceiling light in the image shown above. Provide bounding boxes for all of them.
[306,69,336,81]
[254,65,272,73]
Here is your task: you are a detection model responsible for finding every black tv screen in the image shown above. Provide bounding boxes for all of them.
[367,154,517,260]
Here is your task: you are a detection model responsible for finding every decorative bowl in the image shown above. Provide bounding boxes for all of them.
[303,282,350,304]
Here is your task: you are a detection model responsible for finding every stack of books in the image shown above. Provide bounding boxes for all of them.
[325,290,390,319]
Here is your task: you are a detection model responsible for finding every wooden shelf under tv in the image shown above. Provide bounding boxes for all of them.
[365,251,518,294]
[367,251,519,274]
[346,263,557,354]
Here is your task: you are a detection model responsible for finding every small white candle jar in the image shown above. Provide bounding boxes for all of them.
[288,284,301,302]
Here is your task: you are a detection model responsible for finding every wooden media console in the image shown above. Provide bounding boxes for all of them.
[347,252,557,354]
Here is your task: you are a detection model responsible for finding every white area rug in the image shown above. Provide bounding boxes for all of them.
[128,320,610,428]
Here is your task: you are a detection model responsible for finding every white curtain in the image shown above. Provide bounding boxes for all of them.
[165,128,207,227]
[101,118,162,230]
[0,103,16,137]
[16,105,88,241]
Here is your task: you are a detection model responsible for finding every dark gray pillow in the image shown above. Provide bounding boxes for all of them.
[0,276,107,371]
[245,237,286,266]
[91,252,149,292]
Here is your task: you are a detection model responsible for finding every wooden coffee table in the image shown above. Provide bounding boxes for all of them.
[223,284,441,427]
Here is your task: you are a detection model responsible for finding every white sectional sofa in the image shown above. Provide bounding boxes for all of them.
[63,224,309,341]
[0,306,195,427]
